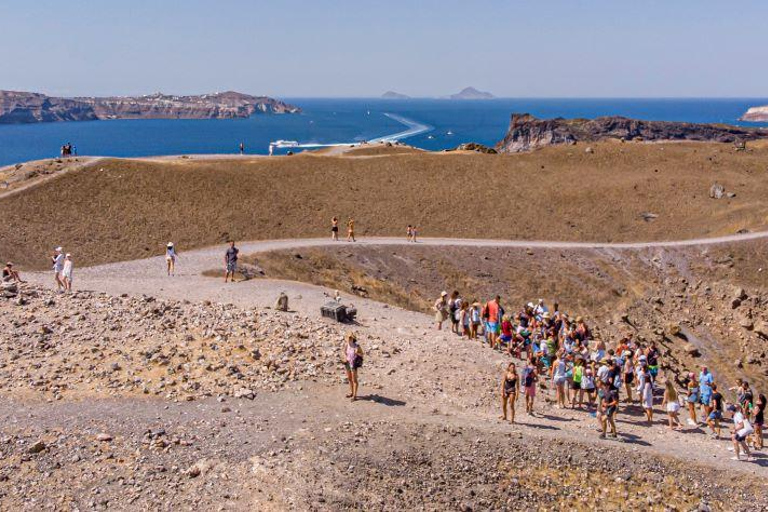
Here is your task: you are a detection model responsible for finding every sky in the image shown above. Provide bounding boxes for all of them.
[1,0,767,98]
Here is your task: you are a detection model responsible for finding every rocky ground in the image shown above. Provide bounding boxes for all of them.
[247,240,768,392]
[4,255,768,509]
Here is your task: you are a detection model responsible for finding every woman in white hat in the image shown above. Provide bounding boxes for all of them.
[62,254,74,292]
[434,291,448,330]
[165,242,178,276]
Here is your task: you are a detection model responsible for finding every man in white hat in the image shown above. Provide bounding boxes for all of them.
[51,246,65,292]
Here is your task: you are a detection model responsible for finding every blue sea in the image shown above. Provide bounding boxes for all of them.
[1,98,767,166]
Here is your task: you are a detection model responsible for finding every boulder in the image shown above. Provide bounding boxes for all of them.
[683,343,701,357]
[709,183,725,199]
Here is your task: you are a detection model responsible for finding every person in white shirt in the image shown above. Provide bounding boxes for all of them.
[51,246,65,292]
[62,254,74,292]
[728,403,754,461]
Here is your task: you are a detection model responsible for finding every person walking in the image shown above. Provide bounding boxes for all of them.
[434,291,448,330]
[51,247,65,292]
[239,142,245,155]
[522,357,538,415]
[224,241,239,283]
[341,332,363,401]
[500,363,518,424]
[331,217,339,241]
[728,403,754,461]
[662,379,682,430]
[62,253,74,292]
[346,218,356,242]
[165,242,178,276]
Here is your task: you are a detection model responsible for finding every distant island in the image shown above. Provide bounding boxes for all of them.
[498,113,768,152]
[449,87,495,100]
[0,90,300,124]
[741,105,768,122]
[381,91,410,100]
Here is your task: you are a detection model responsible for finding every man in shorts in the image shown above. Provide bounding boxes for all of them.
[224,241,239,283]
[707,383,724,438]
[484,296,501,350]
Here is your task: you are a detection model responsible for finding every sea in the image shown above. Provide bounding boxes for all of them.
[1,98,767,167]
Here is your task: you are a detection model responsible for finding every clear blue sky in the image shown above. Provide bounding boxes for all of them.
[1,0,766,98]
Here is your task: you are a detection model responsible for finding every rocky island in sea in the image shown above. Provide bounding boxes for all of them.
[449,86,495,100]
[740,105,768,122]
[0,90,300,124]
[497,113,768,152]
[381,91,410,99]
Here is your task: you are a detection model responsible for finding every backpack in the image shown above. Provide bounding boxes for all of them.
[523,367,535,388]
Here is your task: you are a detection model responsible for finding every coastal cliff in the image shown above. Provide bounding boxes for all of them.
[497,113,768,152]
[0,90,300,124]
[741,105,768,122]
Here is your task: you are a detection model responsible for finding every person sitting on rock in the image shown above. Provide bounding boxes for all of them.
[2,262,23,283]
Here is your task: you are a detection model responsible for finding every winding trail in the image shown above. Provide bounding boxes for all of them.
[16,231,768,483]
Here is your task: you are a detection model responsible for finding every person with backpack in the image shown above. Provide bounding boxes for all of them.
[483,296,501,350]
[522,357,539,415]
[341,332,364,401]
[448,291,461,335]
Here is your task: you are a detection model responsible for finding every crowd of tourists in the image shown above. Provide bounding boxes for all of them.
[434,291,765,462]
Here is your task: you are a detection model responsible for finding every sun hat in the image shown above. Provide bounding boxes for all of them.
[167,242,174,247]
[6,262,12,266]
[527,302,534,308]
[440,291,448,297]
[65,253,71,258]
[55,246,62,251]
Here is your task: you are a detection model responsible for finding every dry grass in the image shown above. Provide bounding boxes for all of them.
[3,141,768,269]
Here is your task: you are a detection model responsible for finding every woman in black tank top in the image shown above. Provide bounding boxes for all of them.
[501,363,519,424]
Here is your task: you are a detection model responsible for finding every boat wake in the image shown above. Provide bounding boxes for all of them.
[270,113,433,150]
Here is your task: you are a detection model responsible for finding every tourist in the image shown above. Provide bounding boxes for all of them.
[483,295,501,350]
[646,341,660,384]
[239,142,244,155]
[699,365,714,424]
[662,379,682,430]
[341,332,363,401]
[458,301,470,337]
[224,241,239,283]
[470,300,481,340]
[753,394,765,450]
[165,242,177,276]
[686,373,700,426]
[600,384,619,439]
[51,246,65,292]
[500,362,518,424]
[741,382,754,421]
[551,350,568,409]
[346,218,356,242]
[406,225,413,242]
[448,291,461,335]
[707,383,724,438]
[522,357,538,415]
[500,315,514,353]
[411,226,418,242]
[331,217,339,241]
[640,363,654,424]
[62,253,73,292]
[2,262,23,283]
[434,291,448,330]
[570,357,584,408]
[582,362,597,411]
[623,350,635,403]
[728,404,754,461]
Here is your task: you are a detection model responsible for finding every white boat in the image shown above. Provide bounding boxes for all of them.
[271,140,299,148]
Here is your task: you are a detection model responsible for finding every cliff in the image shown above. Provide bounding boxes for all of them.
[0,90,300,124]
[740,105,768,122]
[449,87,494,100]
[497,113,768,152]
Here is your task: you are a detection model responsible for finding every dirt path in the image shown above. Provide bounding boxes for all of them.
[18,233,768,480]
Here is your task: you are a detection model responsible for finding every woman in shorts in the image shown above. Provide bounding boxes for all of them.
[341,332,363,401]
[662,379,682,430]
[754,394,765,450]
[165,242,177,276]
[346,217,356,242]
[686,372,700,426]
[500,363,518,424]
[62,254,74,292]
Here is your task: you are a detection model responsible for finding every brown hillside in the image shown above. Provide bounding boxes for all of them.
[2,141,768,269]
